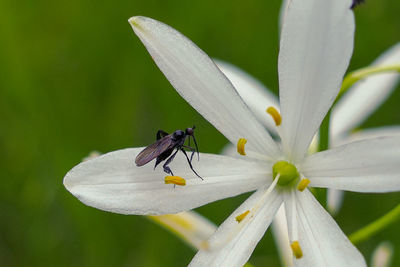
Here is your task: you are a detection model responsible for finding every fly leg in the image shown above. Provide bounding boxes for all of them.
[180,149,203,180]
[182,145,196,163]
[162,149,179,176]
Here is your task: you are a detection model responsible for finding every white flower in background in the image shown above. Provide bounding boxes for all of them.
[63,0,400,266]
[371,242,393,267]
[148,211,217,251]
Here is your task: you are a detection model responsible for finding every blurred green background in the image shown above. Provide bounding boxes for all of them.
[1,0,399,266]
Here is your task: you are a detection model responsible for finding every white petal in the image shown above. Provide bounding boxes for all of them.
[285,190,366,267]
[332,126,400,147]
[64,148,271,215]
[301,136,400,192]
[327,189,345,216]
[279,0,291,32]
[371,241,393,267]
[214,59,280,134]
[190,187,283,267]
[331,43,400,139]
[278,0,355,162]
[148,211,216,250]
[272,206,293,267]
[129,16,279,158]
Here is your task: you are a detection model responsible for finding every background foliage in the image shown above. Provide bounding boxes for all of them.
[0,0,399,266]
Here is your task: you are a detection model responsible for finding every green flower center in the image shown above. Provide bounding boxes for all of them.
[272,161,300,187]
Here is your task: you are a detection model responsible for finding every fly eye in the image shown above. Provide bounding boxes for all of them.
[185,128,194,135]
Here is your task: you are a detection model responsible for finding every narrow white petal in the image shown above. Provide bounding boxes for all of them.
[190,187,282,267]
[129,16,279,157]
[278,0,354,162]
[279,0,291,32]
[148,211,216,250]
[285,190,366,267]
[64,148,271,215]
[301,136,400,192]
[332,126,400,147]
[214,59,280,134]
[371,241,393,267]
[331,43,400,139]
[327,189,345,215]
[272,206,293,267]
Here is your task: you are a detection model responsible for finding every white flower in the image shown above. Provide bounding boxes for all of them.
[371,242,393,267]
[217,41,400,218]
[63,0,400,266]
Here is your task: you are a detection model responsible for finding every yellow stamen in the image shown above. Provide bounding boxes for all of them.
[237,138,247,156]
[297,178,311,192]
[291,241,303,259]
[266,106,282,126]
[150,214,193,230]
[165,176,186,186]
[200,240,210,250]
[235,210,250,223]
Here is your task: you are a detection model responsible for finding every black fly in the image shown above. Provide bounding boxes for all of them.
[135,126,203,180]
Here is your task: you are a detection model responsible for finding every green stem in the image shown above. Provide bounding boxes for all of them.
[349,203,400,245]
[339,64,400,100]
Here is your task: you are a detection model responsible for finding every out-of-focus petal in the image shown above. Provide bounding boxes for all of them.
[371,241,393,267]
[215,59,280,134]
[331,43,400,139]
[284,190,366,266]
[129,16,279,158]
[272,206,292,267]
[189,187,282,267]
[301,136,400,192]
[148,211,216,250]
[279,0,291,32]
[278,0,354,162]
[327,189,345,216]
[333,126,400,146]
[64,148,271,215]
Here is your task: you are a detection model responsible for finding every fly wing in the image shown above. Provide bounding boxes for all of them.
[135,135,174,166]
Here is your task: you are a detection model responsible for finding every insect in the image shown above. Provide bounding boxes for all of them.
[135,126,203,180]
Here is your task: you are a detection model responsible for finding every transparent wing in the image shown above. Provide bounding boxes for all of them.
[135,135,174,166]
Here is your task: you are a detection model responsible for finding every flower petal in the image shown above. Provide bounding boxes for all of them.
[272,206,293,267]
[129,16,279,157]
[285,190,366,267]
[278,0,355,162]
[327,126,400,214]
[332,126,400,147]
[64,148,271,215]
[331,43,400,139]
[279,0,290,32]
[371,241,393,267]
[301,136,400,192]
[214,59,280,134]
[148,211,216,250]
[190,187,283,267]
[327,189,345,216]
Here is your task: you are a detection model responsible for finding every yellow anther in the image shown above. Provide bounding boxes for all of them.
[237,138,247,156]
[165,176,186,186]
[266,106,282,126]
[297,178,311,192]
[235,210,250,223]
[200,240,210,250]
[291,241,303,259]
